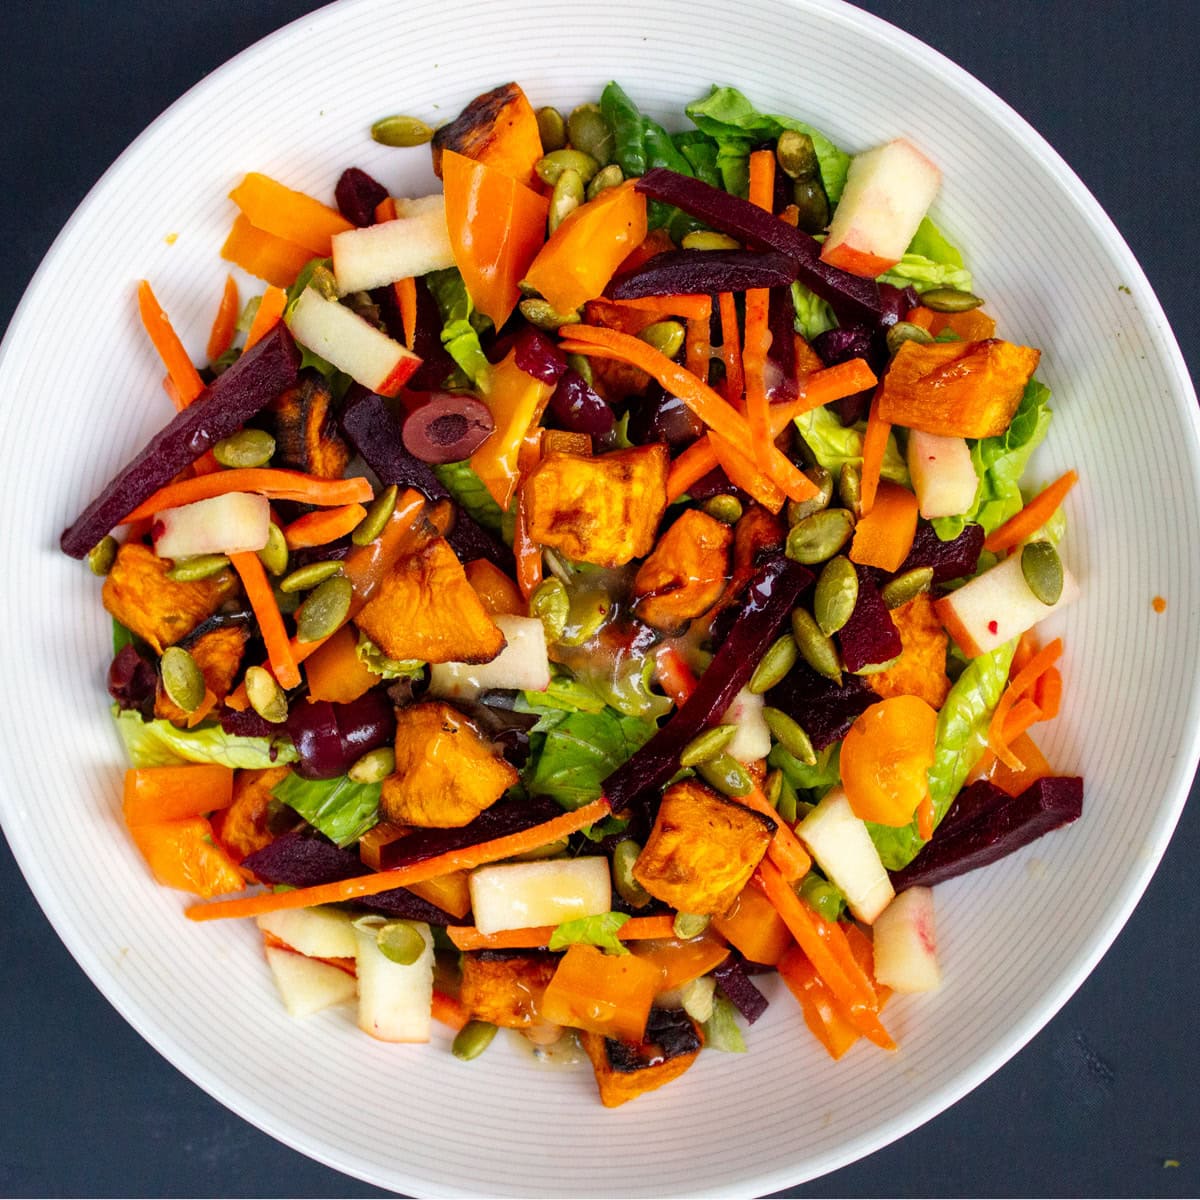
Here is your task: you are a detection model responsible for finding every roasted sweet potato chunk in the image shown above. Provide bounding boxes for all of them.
[381,701,518,827]
[633,779,774,917]
[212,766,291,864]
[877,338,1041,439]
[155,620,249,723]
[522,445,669,568]
[431,82,543,188]
[460,951,558,1028]
[580,1008,702,1107]
[867,592,951,709]
[267,371,350,479]
[356,536,505,664]
[102,542,237,654]
[633,509,732,632]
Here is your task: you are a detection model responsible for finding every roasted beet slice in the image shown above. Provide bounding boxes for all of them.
[765,657,876,751]
[61,324,301,557]
[713,956,769,1024]
[605,1007,702,1071]
[890,776,1084,892]
[837,565,902,673]
[219,707,280,740]
[896,522,986,584]
[608,249,797,298]
[335,166,388,227]
[766,285,799,400]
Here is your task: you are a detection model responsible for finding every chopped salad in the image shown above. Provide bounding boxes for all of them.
[64,81,1083,1105]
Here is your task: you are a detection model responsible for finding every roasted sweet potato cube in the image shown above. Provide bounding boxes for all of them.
[580,1008,702,1108]
[633,779,774,917]
[356,536,505,664]
[522,445,669,568]
[381,701,518,827]
[459,951,558,1028]
[102,542,237,654]
[877,338,1041,439]
[867,592,951,709]
[267,371,350,479]
[155,620,249,723]
[211,766,291,864]
[431,82,543,188]
[633,509,732,632]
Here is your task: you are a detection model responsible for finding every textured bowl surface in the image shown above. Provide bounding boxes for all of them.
[1,0,1197,1195]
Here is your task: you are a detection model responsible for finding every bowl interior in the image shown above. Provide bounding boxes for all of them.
[1,0,1197,1195]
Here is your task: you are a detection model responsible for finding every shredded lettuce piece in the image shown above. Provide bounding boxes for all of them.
[432,459,506,535]
[880,217,973,294]
[702,994,748,1053]
[114,708,297,770]
[768,742,841,798]
[794,405,910,486]
[790,281,837,341]
[355,631,424,680]
[424,268,492,389]
[548,911,631,955]
[516,670,608,730]
[270,772,381,848]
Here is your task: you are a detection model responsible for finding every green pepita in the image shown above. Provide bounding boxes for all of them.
[160,646,205,713]
[762,706,817,766]
[370,114,434,147]
[776,129,819,180]
[535,149,599,186]
[296,575,353,643]
[813,555,859,636]
[536,106,567,152]
[679,723,738,767]
[257,522,289,577]
[672,911,711,939]
[638,320,686,359]
[167,554,231,583]
[565,352,594,386]
[681,230,741,251]
[696,753,753,798]
[585,163,624,201]
[549,167,584,234]
[558,590,611,647]
[529,577,570,642]
[886,321,935,356]
[306,263,340,301]
[518,297,580,331]
[212,428,275,469]
[763,768,784,807]
[852,654,901,676]
[87,535,118,576]
[348,746,396,784]
[244,665,288,724]
[786,508,855,565]
[567,103,614,165]
[612,839,652,909]
[748,634,798,694]
[786,467,834,524]
[352,484,398,547]
[1021,540,1064,605]
[273,586,300,615]
[791,178,830,234]
[791,607,843,684]
[700,494,743,525]
[798,872,845,922]
[452,1019,499,1062]
[375,920,427,965]
[920,287,984,313]
[838,462,863,520]
[881,566,935,609]
[776,772,800,824]
[279,560,344,594]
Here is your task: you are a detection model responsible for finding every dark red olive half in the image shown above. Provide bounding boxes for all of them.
[401,393,495,464]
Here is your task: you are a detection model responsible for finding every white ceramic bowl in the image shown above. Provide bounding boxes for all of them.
[1,0,1197,1195]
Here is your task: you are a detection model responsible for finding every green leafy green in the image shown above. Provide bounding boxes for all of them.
[271,772,381,849]
[674,133,722,189]
[600,81,647,177]
[880,217,973,294]
[424,268,492,388]
[548,911,631,955]
[355,631,424,680]
[768,742,841,797]
[515,670,608,730]
[702,994,748,1053]
[576,814,631,843]
[112,618,138,656]
[790,282,837,341]
[433,460,507,535]
[906,216,965,267]
[794,406,910,486]
[114,708,297,770]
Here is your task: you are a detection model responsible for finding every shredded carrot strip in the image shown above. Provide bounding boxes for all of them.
[445,914,676,952]
[745,150,777,473]
[244,285,288,350]
[710,431,786,513]
[185,798,611,922]
[206,275,240,363]
[282,503,368,550]
[137,280,205,410]
[737,784,812,882]
[608,294,714,321]
[1001,697,1044,746]
[983,470,1079,554]
[685,299,714,382]
[229,552,300,690]
[717,292,744,407]
[859,387,890,516]
[1035,665,1063,720]
[373,197,420,349]
[1011,629,1040,677]
[988,638,1064,768]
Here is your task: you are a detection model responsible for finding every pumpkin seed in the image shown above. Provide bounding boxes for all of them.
[681,230,741,251]
[352,484,398,547]
[280,560,344,594]
[212,427,275,469]
[452,1019,499,1062]
[679,723,738,767]
[763,768,784,807]
[585,163,623,201]
[257,522,289,577]
[697,753,753,798]
[518,296,580,331]
[296,575,353,642]
[549,167,584,234]
[349,746,395,784]
[881,566,934,609]
[762,706,817,766]
[1021,540,1063,605]
[535,149,599,186]
[244,665,288,724]
[839,462,863,519]
[672,911,711,939]
[786,508,854,565]
[921,287,984,313]
[530,577,570,642]
[786,467,833,524]
[813,555,859,636]
[791,178,830,234]
[852,654,901,676]
[748,634,798,694]
[306,263,340,301]
[565,352,594,386]
[558,590,611,647]
[612,839,652,909]
[567,103,614,165]
[536,106,566,152]
[700,494,743,525]
[370,114,434,147]
[374,919,427,965]
[167,554,231,583]
[638,320,686,359]
[273,586,300,615]
[160,646,205,713]
[776,129,819,180]
[791,607,842,683]
[799,872,845,922]
[776,773,800,823]
[886,320,934,356]
[87,535,118,576]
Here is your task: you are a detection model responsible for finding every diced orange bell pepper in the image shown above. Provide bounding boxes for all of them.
[849,480,919,572]
[627,931,731,994]
[220,214,313,289]
[122,765,234,825]
[539,943,661,1043]
[127,817,245,898]
[711,880,793,966]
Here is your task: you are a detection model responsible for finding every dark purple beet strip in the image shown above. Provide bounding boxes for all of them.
[335,167,388,228]
[608,249,797,298]
[603,557,810,814]
[895,522,985,584]
[355,887,457,924]
[934,779,1012,841]
[765,658,877,751]
[61,324,301,557]
[890,776,1083,892]
[219,708,279,739]
[634,169,883,326]
[767,285,799,400]
[713,956,769,1024]
[837,565,902,674]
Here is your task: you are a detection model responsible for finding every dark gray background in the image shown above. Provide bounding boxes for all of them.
[1,1,1197,1196]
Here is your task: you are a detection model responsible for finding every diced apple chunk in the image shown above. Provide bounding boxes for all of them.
[720,687,772,763]
[796,788,894,924]
[264,945,356,1017]
[469,856,612,935]
[820,138,941,278]
[872,886,942,992]
[256,905,357,959]
[331,195,455,294]
[152,492,270,559]
[427,614,550,700]
[353,919,434,1043]
[906,431,978,519]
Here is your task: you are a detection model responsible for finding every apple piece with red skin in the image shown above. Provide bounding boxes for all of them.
[264,943,357,1017]
[288,287,421,397]
[331,195,455,294]
[151,491,270,559]
[871,886,942,993]
[906,430,979,519]
[820,138,942,279]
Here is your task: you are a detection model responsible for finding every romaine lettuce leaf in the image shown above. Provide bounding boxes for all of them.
[433,460,507,535]
[768,742,841,797]
[702,993,748,1053]
[424,268,492,389]
[114,708,297,770]
[880,217,973,294]
[516,670,608,731]
[355,631,423,680]
[270,772,380,848]
[790,282,837,341]
[794,405,910,486]
[548,911,631,955]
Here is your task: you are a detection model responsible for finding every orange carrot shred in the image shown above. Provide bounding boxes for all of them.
[745,150,777,473]
[859,387,891,515]
[432,989,469,1032]
[137,280,205,410]
[988,637,1064,767]
[654,644,699,708]
[737,784,812,882]
[206,275,240,363]
[229,552,300,690]
[608,293,714,322]
[244,285,288,351]
[445,914,676,952]
[685,300,714,382]
[983,470,1079,553]
[282,503,368,550]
